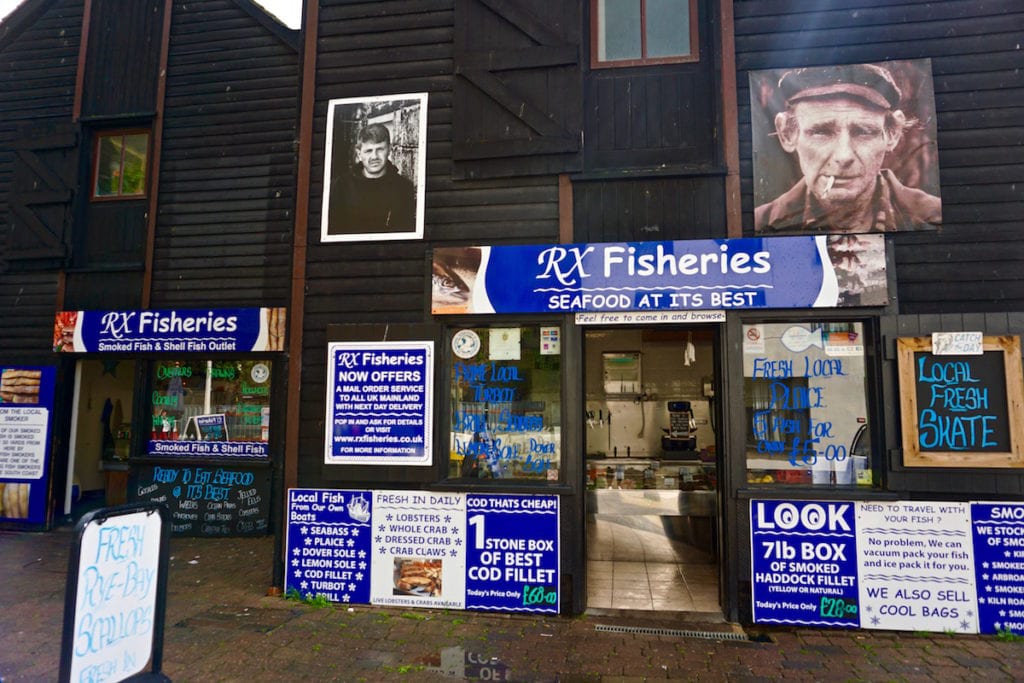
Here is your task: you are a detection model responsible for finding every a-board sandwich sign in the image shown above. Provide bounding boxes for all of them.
[59,502,171,683]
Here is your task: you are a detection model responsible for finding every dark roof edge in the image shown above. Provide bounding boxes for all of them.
[0,0,56,52]
[232,0,300,53]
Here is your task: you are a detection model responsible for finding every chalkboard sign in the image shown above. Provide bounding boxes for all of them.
[59,503,170,683]
[130,463,271,536]
[898,336,1024,467]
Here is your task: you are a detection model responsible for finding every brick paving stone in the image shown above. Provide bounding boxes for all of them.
[6,530,1024,682]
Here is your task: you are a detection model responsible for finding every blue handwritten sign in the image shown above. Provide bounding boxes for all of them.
[324,342,433,466]
[60,504,169,683]
[972,503,1024,635]
[749,350,848,470]
[432,235,886,314]
[464,494,559,613]
[54,307,285,353]
[285,489,372,604]
[750,500,859,627]
[914,352,1009,452]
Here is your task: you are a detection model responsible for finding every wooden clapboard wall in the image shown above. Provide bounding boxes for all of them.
[79,0,164,118]
[0,0,83,358]
[301,1,563,482]
[149,0,299,307]
[572,0,726,244]
[734,0,1024,313]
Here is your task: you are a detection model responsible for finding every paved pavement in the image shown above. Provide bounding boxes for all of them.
[2,522,1023,682]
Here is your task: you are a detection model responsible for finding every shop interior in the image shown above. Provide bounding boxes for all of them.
[584,327,720,614]
[68,359,135,514]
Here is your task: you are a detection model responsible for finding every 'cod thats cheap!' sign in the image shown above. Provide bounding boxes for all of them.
[752,499,1024,634]
[285,489,559,614]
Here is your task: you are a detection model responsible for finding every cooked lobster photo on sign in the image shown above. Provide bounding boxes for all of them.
[393,558,442,597]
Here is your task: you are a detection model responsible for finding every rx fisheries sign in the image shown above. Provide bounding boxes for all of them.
[324,342,433,466]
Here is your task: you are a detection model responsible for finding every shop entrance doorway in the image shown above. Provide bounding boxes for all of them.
[583,326,722,614]
[65,359,136,516]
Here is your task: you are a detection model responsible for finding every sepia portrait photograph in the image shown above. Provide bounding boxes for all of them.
[320,92,427,242]
[750,59,941,235]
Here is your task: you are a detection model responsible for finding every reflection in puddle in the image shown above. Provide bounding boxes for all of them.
[416,646,512,680]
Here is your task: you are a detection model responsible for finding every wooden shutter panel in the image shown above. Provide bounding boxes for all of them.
[3,123,78,270]
[453,0,582,178]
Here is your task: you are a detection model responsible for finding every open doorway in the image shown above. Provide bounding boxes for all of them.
[66,359,135,517]
[584,326,721,614]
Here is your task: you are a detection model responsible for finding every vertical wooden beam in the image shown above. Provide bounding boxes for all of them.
[558,174,573,243]
[72,0,92,122]
[141,0,173,308]
[286,0,318,492]
[719,0,742,237]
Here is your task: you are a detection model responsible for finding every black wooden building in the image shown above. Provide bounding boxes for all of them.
[287,0,1024,628]
[3,0,1023,630]
[0,0,299,539]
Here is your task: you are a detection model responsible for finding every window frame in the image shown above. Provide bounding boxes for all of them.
[442,320,566,486]
[590,0,700,69]
[90,129,151,201]
[740,317,881,489]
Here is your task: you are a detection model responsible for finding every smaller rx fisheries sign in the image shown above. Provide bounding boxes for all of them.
[324,341,433,466]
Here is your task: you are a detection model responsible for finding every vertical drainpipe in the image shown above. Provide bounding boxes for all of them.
[719,0,741,238]
[718,0,742,622]
[140,0,174,308]
[276,0,318,590]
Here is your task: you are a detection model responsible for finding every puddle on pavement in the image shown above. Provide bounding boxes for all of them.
[415,646,512,680]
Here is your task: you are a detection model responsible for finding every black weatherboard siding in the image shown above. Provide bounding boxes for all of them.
[150,0,299,308]
[734,0,1024,312]
[80,0,164,118]
[302,1,562,484]
[0,0,82,359]
[572,0,727,244]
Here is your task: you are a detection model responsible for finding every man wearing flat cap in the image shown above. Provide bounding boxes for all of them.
[754,62,942,233]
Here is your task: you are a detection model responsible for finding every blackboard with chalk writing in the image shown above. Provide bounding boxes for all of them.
[898,336,1024,468]
[129,463,271,536]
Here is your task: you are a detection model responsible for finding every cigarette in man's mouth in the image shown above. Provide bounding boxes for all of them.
[822,175,835,197]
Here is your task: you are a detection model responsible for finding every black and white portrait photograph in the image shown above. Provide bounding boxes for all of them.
[750,60,941,234]
[320,92,427,242]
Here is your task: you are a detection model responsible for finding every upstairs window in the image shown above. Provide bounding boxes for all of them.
[591,0,699,68]
[92,131,149,199]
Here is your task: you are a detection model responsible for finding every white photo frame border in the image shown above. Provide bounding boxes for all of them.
[320,92,428,243]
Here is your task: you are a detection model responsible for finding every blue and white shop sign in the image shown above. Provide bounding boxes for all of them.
[53,307,286,353]
[431,234,886,315]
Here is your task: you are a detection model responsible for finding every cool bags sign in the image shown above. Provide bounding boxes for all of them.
[751,499,1024,634]
[431,235,886,315]
[53,307,286,353]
